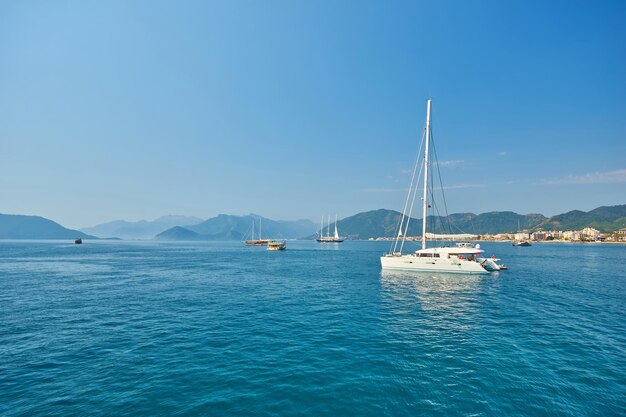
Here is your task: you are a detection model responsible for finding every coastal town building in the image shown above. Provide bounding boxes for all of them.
[548,230,563,239]
[373,226,623,243]
[581,226,601,239]
[607,228,626,242]
[531,232,547,240]
[563,230,581,241]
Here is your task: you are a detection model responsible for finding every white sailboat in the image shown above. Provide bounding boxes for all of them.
[317,214,344,243]
[380,99,497,274]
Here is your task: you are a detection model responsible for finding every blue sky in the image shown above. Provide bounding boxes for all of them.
[1,0,625,229]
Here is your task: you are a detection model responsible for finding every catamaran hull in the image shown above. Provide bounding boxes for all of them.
[380,255,489,274]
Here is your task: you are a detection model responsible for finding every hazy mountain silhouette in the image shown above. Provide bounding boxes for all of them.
[0,214,96,240]
[155,214,317,241]
[81,215,203,239]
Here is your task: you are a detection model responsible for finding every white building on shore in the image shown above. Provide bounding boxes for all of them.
[581,226,601,239]
[563,230,582,241]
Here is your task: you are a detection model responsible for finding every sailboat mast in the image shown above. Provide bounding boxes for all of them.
[320,216,324,238]
[334,214,339,239]
[259,217,262,240]
[327,215,330,237]
[421,99,432,250]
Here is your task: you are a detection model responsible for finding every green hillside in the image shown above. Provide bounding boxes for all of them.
[324,209,420,240]
[449,212,546,235]
[308,209,547,240]
[536,205,626,232]
[324,205,626,239]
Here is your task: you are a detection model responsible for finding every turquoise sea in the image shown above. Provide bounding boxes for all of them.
[1,240,624,416]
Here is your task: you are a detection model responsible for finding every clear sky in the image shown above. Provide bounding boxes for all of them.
[1,0,625,229]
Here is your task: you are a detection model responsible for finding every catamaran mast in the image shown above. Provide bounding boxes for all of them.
[421,99,431,250]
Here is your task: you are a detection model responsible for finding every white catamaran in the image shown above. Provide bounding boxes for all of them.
[380,99,499,274]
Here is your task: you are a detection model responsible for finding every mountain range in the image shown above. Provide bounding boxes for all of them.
[1,204,624,240]
[305,209,547,240]
[80,215,203,239]
[320,205,626,239]
[155,214,318,241]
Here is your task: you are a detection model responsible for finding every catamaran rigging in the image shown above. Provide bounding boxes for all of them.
[380,99,504,274]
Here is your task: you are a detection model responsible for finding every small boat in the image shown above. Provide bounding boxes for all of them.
[458,244,507,271]
[74,238,82,244]
[316,214,344,243]
[267,240,286,251]
[477,256,507,271]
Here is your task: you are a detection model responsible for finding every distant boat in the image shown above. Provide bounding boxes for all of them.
[74,238,82,244]
[267,240,286,251]
[512,219,531,246]
[244,218,269,246]
[316,214,344,243]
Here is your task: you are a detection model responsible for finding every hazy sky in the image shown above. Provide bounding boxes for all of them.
[1,0,625,229]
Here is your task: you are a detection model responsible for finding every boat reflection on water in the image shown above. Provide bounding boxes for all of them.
[379,270,495,314]
[317,242,342,251]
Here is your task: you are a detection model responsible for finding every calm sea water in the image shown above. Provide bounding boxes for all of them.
[1,240,624,416]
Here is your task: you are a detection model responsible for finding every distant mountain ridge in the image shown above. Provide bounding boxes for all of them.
[155,214,318,241]
[304,209,547,240]
[0,214,96,240]
[81,215,203,239]
[304,205,626,240]
[1,204,624,241]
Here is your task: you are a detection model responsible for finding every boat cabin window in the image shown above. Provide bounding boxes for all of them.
[417,253,440,258]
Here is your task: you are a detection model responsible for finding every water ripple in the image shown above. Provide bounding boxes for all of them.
[0,240,624,416]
